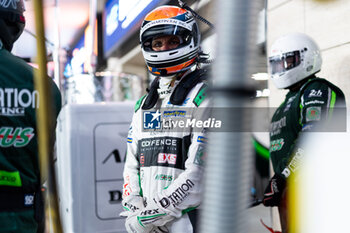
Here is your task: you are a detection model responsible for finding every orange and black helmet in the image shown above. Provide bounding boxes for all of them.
[140,5,200,76]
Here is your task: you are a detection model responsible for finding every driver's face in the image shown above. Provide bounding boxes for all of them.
[285,56,295,69]
[152,35,181,51]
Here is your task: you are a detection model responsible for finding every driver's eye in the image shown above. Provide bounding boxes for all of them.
[152,41,162,48]
[169,39,180,45]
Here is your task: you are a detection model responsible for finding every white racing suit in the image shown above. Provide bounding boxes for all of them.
[122,69,209,232]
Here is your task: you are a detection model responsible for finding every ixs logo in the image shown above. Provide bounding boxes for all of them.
[157,153,177,165]
[143,110,161,129]
[0,127,35,147]
[0,88,39,116]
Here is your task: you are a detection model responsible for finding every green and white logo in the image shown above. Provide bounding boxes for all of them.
[306,106,321,122]
[0,127,35,147]
[270,138,284,152]
[155,174,173,181]
[194,145,206,166]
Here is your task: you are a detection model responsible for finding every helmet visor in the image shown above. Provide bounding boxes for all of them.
[141,24,192,52]
[269,50,301,75]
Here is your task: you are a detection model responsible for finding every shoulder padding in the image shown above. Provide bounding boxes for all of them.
[141,77,160,110]
[301,77,343,95]
[299,77,345,106]
[170,69,208,106]
[141,69,208,109]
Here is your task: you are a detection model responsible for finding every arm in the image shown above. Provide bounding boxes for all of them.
[281,81,345,178]
[264,81,346,206]
[122,108,144,215]
[154,86,210,218]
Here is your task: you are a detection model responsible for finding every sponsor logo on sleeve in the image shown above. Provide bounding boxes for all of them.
[304,100,325,106]
[159,179,195,208]
[270,138,284,152]
[194,145,206,166]
[306,106,321,122]
[307,89,323,98]
[302,123,313,131]
[282,148,304,178]
[197,136,206,143]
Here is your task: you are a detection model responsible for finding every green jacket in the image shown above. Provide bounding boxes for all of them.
[0,47,61,192]
[270,76,346,177]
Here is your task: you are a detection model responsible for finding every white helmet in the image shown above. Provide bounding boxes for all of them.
[140,5,200,76]
[269,33,322,89]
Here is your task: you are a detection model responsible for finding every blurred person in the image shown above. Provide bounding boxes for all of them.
[0,1,62,233]
[262,32,345,232]
[121,5,210,233]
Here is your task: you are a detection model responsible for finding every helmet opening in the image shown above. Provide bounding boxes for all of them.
[269,50,301,75]
[141,24,192,52]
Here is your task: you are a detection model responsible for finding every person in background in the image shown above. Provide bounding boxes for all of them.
[121,5,210,233]
[0,1,62,232]
[263,32,345,233]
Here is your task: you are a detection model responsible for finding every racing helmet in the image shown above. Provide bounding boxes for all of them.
[140,5,201,76]
[0,0,26,51]
[269,33,322,89]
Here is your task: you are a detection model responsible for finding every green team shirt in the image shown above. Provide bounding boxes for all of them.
[0,47,61,192]
[270,76,345,177]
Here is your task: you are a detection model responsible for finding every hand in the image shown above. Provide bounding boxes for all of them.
[120,195,145,218]
[125,198,174,233]
[125,210,154,233]
[263,173,286,207]
[151,226,169,233]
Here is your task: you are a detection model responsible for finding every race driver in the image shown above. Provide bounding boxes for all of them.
[121,5,210,233]
[263,32,346,232]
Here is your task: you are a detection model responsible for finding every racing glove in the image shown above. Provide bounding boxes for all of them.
[120,195,145,218]
[125,198,175,233]
[263,173,286,207]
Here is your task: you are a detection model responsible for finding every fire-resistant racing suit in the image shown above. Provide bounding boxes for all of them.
[122,69,209,232]
[0,40,62,233]
[269,76,345,232]
[270,76,345,177]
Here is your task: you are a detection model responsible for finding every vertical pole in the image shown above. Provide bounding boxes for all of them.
[200,0,262,232]
[52,0,62,90]
[32,0,63,232]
